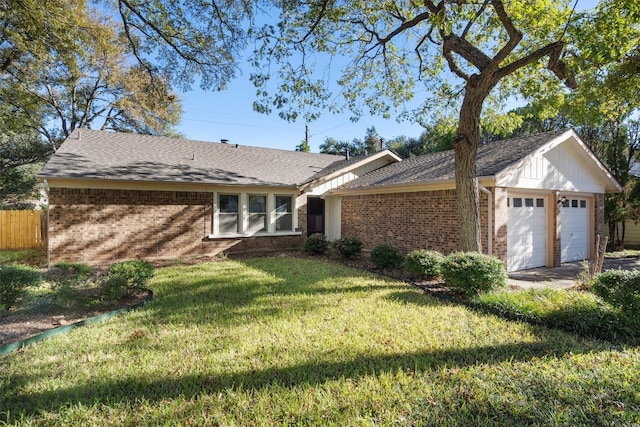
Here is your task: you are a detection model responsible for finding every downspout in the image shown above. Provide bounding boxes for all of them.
[479,186,492,256]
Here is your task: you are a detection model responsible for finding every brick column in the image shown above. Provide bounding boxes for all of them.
[594,193,605,255]
[492,187,508,264]
[552,191,561,267]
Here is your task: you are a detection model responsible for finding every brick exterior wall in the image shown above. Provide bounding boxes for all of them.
[48,188,303,264]
[341,189,489,256]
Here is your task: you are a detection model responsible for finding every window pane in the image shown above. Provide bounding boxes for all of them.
[536,198,544,208]
[249,195,266,213]
[525,198,534,207]
[513,198,522,208]
[219,213,238,233]
[276,196,292,213]
[219,195,239,233]
[276,196,293,231]
[562,199,570,207]
[580,200,586,208]
[220,195,238,213]
[507,198,510,207]
[571,199,578,208]
[248,213,266,233]
[276,214,293,231]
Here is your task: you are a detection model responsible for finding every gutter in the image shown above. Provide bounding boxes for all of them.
[479,186,493,256]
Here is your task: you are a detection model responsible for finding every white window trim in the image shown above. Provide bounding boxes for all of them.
[210,191,301,238]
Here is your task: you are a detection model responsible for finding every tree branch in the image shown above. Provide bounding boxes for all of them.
[491,0,523,66]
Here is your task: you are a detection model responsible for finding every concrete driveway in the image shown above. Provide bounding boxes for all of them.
[508,257,640,289]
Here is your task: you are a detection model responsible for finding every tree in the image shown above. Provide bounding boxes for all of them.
[364,126,382,154]
[1,9,183,151]
[253,0,578,251]
[319,137,366,156]
[2,0,256,92]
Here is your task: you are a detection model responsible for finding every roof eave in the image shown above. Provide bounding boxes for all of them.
[329,176,496,195]
[300,150,402,191]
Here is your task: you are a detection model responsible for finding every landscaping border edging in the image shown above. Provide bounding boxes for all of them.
[0,290,153,357]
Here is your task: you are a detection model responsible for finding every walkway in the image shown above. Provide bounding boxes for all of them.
[508,257,640,289]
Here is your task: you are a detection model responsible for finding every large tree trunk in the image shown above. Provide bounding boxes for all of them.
[455,77,491,252]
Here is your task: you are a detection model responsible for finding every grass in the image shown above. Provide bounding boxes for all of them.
[1,257,639,425]
[473,288,639,344]
[605,248,640,258]
[0,248,47,267]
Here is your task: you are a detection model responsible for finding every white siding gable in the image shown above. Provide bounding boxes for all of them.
[306,157,394,196]
[496,135,608,193]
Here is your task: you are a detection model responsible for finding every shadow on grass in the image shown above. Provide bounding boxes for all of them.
[142,258,404,327]
[2,257,636,423]
[1,339,610,420]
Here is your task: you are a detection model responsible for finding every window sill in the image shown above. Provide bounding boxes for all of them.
[206,231,302,239]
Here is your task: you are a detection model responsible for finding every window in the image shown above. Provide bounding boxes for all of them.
[562,199,570,208]
[571,199,578,208]
[513,198,523,208]
[580,200,587,208]
[275,196,293,231]
[248,195,267,233]
[536,198,544,208]
[219,194,239,233]
[525,198,534,207]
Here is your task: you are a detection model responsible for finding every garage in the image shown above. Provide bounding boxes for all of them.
[507,195,547,271]
[561,198,589,262]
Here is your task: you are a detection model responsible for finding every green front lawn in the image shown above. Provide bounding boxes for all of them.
[1,258,639,425]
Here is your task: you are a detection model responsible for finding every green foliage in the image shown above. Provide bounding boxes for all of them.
[0,264,42,309]
[592,269,640,316]
[405,249,444,279]
[303,233,329,255]
[476,288,638,343]
[0,248,47,266]
[4,258,640,425]
[370,244,404,269]
[332,236,362,259]
[108,260,155,290]
[440,252,507,297]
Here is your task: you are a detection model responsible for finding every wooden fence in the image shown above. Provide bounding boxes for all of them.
[0,210,47,250]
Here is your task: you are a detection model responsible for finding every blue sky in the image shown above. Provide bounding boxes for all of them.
[176,72,427,153]
[174,0,598,153]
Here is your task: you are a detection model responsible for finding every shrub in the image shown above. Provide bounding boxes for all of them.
[0,264,42,310]
[105,260,154,298]
[304,233,329,255]
[370,244,404,269]
[592,269,640,316]
[332,236,362,259]
[405,249,445,279]
[46,262,93,285]
[440,252,507,297]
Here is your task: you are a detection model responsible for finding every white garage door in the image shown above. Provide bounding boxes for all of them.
[507,195,547,271]
[561,198,589,263]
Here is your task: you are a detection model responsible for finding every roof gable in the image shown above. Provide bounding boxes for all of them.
[39,130,343,187]
[496,129,621,193]
[338,129,620,193]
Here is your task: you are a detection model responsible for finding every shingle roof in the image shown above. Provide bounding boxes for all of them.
[39,130,343,187]
[342,130,569,189]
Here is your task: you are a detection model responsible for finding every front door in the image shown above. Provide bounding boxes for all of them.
[307,198,325,236]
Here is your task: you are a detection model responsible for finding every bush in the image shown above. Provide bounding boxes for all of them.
[370,244,404,269]
[0,264,42,310]
[105,260,154,298]
[405,249,445,279]
[332,237,362,259]
[440,252,507,297]
[304,233,329,255]
[592,269,640,316]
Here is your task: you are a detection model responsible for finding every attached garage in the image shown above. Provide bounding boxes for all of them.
[507,195,547,271]
[560,198,590,262]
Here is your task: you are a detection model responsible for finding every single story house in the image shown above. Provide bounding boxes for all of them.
[38,128,620,271]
